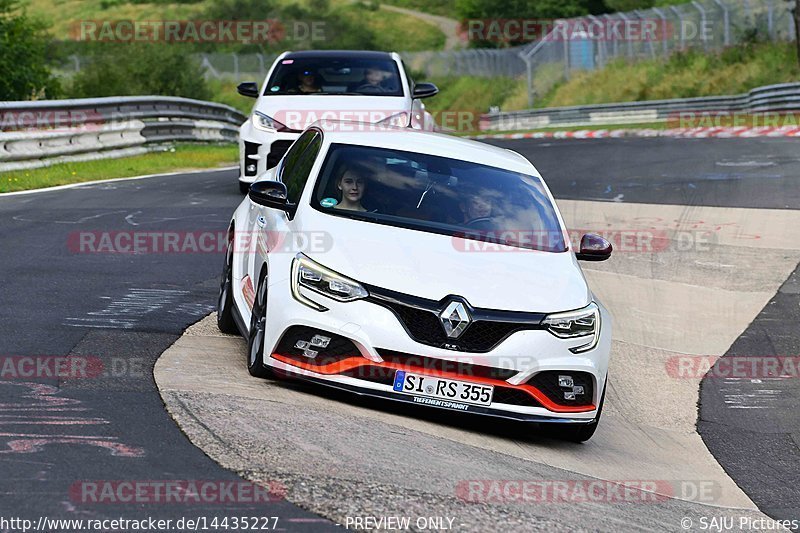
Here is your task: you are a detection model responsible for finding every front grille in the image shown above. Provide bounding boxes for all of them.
[528,371,594,407]
[373,298,542,353]
[376,349,517,380]
[492,387,542,407]
[275,326,359,367]
[340,366,395,386]
[266,140,294,168]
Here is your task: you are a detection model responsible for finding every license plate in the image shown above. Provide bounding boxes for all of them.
[392,371,493,406]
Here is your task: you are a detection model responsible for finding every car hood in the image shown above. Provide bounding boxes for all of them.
[296,212,590,313]
[255,96,409,130]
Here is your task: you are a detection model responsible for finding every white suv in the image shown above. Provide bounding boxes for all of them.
[235,50,438,193]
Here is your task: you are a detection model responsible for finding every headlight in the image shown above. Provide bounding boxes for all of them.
[542,302,600,353]
[291,254,368,310]
[252,111,287,132]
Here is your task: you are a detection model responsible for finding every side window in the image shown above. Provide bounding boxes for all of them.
[280,131,322,204]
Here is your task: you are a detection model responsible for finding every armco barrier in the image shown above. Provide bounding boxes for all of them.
[480,82,800,131]
[0,96,247,171]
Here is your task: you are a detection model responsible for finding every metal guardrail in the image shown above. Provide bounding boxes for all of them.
[480,82,800,131]
[0,96,247,171]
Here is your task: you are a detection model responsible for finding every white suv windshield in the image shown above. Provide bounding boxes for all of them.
[312,144,568,253]
[265,57,404,97]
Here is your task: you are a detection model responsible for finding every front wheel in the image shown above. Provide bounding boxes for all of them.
[246,274,274,379]
[239,182,250,194]
[216,230,239,335]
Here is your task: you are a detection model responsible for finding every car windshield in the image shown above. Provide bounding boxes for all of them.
[264,57,404,97]
[312,144,567,253]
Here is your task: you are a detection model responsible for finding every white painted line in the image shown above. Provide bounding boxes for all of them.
[0,166,238,198]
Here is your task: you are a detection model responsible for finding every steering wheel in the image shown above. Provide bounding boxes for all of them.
[464,216,496,230]
[356,84,387,93]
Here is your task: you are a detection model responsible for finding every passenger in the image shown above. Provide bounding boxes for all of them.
[334,165,369,212]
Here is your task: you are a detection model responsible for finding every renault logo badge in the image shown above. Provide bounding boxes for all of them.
[439,300,471,339]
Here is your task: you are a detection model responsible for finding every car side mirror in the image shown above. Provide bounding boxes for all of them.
[576,234,612,261]
[412,82,439,99]
[248,180,296,217]
[237,82,260,98]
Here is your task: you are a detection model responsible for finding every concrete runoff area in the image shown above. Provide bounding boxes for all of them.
[155,199,800,530]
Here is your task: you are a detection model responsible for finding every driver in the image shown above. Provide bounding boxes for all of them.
[355,66,387,92]
[296,69,321,93]
[459,184,495,226]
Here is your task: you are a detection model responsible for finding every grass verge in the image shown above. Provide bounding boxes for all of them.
[467,121,671,137]
[377,0,457,17]
[334,1,446,51]
[540,41,800,108]
[0,143,237,193]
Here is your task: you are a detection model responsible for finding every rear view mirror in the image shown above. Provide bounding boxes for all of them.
[576,234,612,261]
[237,82,259,98]
[248,180,296,218]
[412,83,439,99]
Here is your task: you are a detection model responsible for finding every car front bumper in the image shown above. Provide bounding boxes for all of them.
[260,272,612,423]
[238,120,300,185]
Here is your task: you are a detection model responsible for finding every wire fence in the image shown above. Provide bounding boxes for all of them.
[58,0,796,107]
[517,0,796,105]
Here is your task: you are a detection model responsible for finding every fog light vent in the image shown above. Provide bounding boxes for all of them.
[277,327,358,366]
[310,335,331,348]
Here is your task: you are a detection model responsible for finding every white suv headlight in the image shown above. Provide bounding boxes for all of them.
[291,254,368,310]
[542,302,600,353]
[252,111,286,132]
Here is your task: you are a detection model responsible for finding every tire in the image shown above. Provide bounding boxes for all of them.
[246,272,275,379]
[551,380,606,443]
[239,181,250,194]
[216,230,239,335]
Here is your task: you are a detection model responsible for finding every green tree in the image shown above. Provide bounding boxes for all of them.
[795,0,800,67]
[0,0,59,100]
[68,43,211,100]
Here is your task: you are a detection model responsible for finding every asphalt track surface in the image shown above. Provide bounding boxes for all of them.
[484,137,800,209]
[490,136,800,525]
[1,136,798,530]
[0,174,334,530]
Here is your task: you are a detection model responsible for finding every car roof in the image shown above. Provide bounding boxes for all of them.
[311,122,536,175]
[283,50,397,61]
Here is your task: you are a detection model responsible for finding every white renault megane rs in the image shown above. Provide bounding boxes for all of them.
[217,122,613,441]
